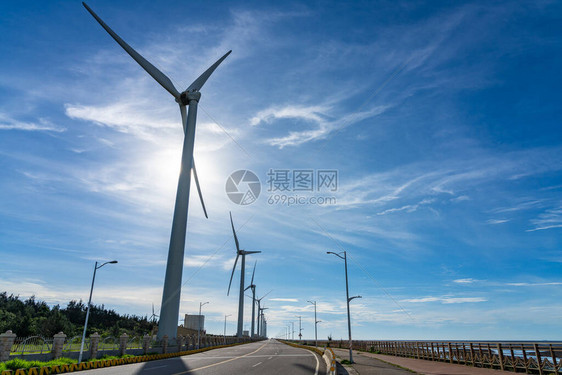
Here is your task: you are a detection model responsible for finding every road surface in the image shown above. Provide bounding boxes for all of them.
[85,339,324,374]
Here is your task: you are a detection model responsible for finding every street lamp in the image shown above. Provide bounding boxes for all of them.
[296,316,303,342]
[307,300,319,348]
[78,260,118,363]
[327,251,361,364]
[223,314,232,345]
[198,301,209,349]
[291,321,295,340]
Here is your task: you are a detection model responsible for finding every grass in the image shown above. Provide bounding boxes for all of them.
[0,354,138,371]
[0,343,248,371]
[1,357,75,371]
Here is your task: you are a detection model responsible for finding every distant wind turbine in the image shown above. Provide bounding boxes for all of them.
[227,212,261,337]
[244,261,257,337]
[255,290,271,337]
[150,303,159,324]
[83,2,231,339]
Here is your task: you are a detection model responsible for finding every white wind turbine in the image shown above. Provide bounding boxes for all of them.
[255,290,271,337]
[244,261,257,337]
[227,212,261,337]
[83,2,231,339]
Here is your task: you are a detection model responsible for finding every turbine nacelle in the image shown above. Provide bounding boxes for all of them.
[177,91,201,106]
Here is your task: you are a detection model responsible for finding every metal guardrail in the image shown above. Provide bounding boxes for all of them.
[10,336,53,356]
[99,336,118,353]
[127,336,142,350]
[318,340,562,375]
[63,335,88,353]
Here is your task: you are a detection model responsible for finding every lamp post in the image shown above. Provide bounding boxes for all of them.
[307,300,319,348]
[78,260,118,363]
[291,321,294,340]
[296,316,302,342]
[223,314,231,345]
[198,301,209,349]
[327,251,361,364]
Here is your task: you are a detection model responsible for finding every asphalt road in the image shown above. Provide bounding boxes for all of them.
[84,339,325,375]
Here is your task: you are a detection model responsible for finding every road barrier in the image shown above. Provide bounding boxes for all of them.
[314,339,562,374]
[323,346,336,375]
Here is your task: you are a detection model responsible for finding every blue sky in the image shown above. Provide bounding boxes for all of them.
[1,0,561,340]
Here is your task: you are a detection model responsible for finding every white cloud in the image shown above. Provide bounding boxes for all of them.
[377,198,435,216]
[453,278,478,284]
[251,104,388,148]
[401,296,487,304]
[487,219,509,224]
[0,113,65,132]
[528,204,562,232]
[506,282,562,287]
[269,298,298,302]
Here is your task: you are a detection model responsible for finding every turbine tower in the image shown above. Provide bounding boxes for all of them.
[227,212,261,337]
[244,261,257,337]
[255,290,271,337]
[83,3,231,339]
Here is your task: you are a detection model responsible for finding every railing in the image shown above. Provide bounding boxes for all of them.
[63,335,88,353]
[10,336,53,356]
[99,336,118,353]
[127,336,142,350]
[2,331,262,362]
[317,340,562,375]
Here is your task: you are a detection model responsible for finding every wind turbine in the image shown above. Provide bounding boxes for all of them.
[83,3,231,339]
[244,261,257,337]
[150,303,159,324]
[255,290,271,337]
[227,212,261,337]
[258,306,269,338]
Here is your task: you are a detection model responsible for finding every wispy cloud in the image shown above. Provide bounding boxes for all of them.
[377,198,435,216]
[453,278,478,284]
[0,113,65,132]
[506,282,562,287]
[527,204,562,232]
[402,296,487,304]
[269,298,299,302]
[252,104,388,148]
[487,219,509,224]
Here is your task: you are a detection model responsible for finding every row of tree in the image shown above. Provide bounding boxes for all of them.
[0,292,155,338]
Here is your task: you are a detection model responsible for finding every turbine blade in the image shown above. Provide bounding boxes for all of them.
[192,160,208,219]
[250,261,256,285]
[245,251,261,255]
[82,2,180,98]
[227,253,239,296]
[244,285,251,291]
[229,212,240,252]
[187,50,232,92]
[259,290,272,300]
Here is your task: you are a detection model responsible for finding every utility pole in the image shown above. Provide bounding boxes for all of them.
[223,314,231,345]
[307,300,319,348]
[291,321,295,340]
[296,316,302,342]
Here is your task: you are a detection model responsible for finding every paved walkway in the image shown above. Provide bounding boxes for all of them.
[332,348,515,375]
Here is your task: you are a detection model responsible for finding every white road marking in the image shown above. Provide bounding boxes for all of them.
[313,351,319,375]
[268,356,273,360]
[145,365,168,371]
[252,361,263,367]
